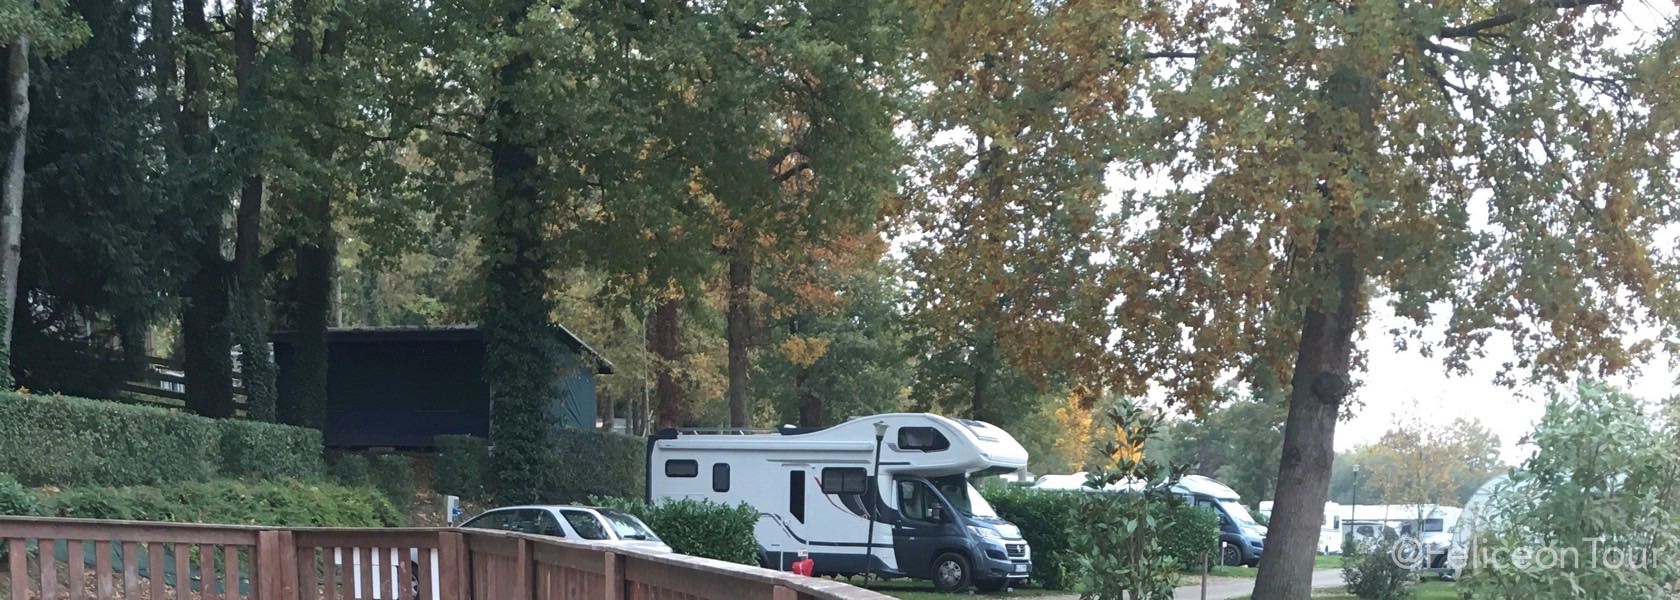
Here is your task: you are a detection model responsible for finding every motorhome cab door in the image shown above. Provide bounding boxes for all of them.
[892,477,958,579]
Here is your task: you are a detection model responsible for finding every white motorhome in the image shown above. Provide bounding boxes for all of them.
[647,414,1033,592]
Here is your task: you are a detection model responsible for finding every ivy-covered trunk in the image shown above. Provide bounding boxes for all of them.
[177,0,236,418]
[650,298,683,428]
[481,23,556,502]
[0,38,28,387]
[726,249,752,427]
[231,0,275,421]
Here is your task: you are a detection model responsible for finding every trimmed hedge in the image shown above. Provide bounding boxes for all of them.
[44,479,404,527]
[541,430,645,502]
[593,497,758,565]
[0,391,324,486]
[219,419,325,480]
[1158,503,1221,569]
[434,435,490,501]
[328,454,370,487]
[988,486,1082,589]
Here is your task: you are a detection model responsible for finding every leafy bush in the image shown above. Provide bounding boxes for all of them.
[592,497,757,564]
[988,486,1081,589]
[328,454,370,487]
[1158,503,1220,570]
[1459,383,1680,598]
[0,473,42,516]
[1342,533,1412,600]
[218,419,324,480]
[45,479,403,527]
[1069,400,1186,600]
[0,391,325,486]
[369,453,416,511]
[541,429,645,502]
[434,435,490,501]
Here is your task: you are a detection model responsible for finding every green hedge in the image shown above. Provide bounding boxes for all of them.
[328,453,371,486]
[0,391,324,486]
[1158,503,1221,569]
[988,486,1082,589]
[370,453,416,511]
[434,435,489,501]
[539,430,645,502]
[45,479,404,527]
[219,419,325,480]
[0,473,43,516]
[593,497,758,564]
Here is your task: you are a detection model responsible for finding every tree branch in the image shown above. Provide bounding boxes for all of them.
[1438,0,1615,39]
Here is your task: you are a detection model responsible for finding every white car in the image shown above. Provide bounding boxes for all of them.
[461,505,673,553]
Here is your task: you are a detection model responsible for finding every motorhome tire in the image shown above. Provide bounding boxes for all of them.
[930,552,972,592]
[1220,543,1242,567]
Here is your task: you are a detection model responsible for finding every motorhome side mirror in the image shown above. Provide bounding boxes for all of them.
[929,505,945,522]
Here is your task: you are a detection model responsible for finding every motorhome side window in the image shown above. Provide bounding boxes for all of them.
[712,463,730,492]
[789,470,806,523]
[820,468,868,494]
[897,426,950,451]
[665,459,699,477]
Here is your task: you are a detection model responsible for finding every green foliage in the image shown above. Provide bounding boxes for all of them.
[0,473,43,516]
[1148,390,1286,503]
[1459,382,1680,598]
[541,430,645,503]
[0,0,91,56]
[217,419,325,480]
[1158,503,1221,571]
[986,486,1081,589]
[433,435,490,501]
[45,479,403,527]
[369,453,416,511]
[0,391,323,486]
[1069,399,1189,600]
[1342,534,1413,600]
[591,497,758,565]
[327,454,370,487]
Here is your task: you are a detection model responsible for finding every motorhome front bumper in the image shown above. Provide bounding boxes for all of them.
[979,540,1032,580]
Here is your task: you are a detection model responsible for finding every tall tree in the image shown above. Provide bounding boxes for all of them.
[1095,1,1680,595]
[0,1,87,387]
[230,0,276,421]
[174,0,236,418]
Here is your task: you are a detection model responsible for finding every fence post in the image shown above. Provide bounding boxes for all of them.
[603,551,623,600]
[1200,550,1209,600]
[256,530,294,600]
[438,531,469,600]
[514,538,533,600]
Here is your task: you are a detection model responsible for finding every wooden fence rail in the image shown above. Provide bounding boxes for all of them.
[0,518,890,600]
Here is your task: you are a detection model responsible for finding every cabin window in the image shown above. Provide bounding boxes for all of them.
[665,459,699,478]
[897,427,950,451]
[789,471,806,523]
[821,468,869,495]
[712,463,731,492]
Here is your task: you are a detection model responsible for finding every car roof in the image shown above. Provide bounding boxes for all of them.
[478,505,601,513]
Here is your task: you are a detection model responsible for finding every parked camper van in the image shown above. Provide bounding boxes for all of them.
[1030,474,1267,566]
[647,414,1033,592]
[1259,500,1342,554]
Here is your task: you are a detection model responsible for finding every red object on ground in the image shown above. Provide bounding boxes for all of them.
[791,557,815,576]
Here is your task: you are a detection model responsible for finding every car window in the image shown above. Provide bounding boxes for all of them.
[598,509,660,541]
[561,510,611,540]
[527,510,565,537]
[463,510,514,531]
[897,480,944,522]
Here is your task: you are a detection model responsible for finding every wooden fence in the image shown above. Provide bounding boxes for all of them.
[0,518,890,600]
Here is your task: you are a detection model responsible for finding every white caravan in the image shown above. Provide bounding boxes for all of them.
[648,414,1033,592]
[1257,501,1343,554]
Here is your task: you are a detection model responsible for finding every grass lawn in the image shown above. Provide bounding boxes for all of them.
[1314,554,1345,570]
[1310,581,1455,599]
[856,578,1067,600]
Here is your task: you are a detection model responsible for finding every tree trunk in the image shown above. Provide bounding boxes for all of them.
[179,0,236,418]
[1251,234,1362,598]
[726,249,753,427]
[970,334,994,422]
[650,298,683,428]
[1252,65,1377,599]
[232,0,277,421]
[0,37,29,374]
[796,364,821,427]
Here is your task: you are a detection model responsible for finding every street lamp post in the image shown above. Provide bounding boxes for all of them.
[1350,464,1362,529]
[864,421,889,588]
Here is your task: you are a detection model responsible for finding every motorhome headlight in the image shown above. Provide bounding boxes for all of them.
[967,525,1004,540]
[993,523,1022,539]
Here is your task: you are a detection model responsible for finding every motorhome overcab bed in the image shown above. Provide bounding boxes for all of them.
[647,414,1034,592]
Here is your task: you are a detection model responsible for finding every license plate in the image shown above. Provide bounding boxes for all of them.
[1014,564,1029,573]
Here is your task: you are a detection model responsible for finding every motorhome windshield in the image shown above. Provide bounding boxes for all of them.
[931,475,999,518]
[1219,499,1258,526]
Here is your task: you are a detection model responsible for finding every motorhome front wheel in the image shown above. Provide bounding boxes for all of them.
[1221,542,1243,567]
[931,552,973,592]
